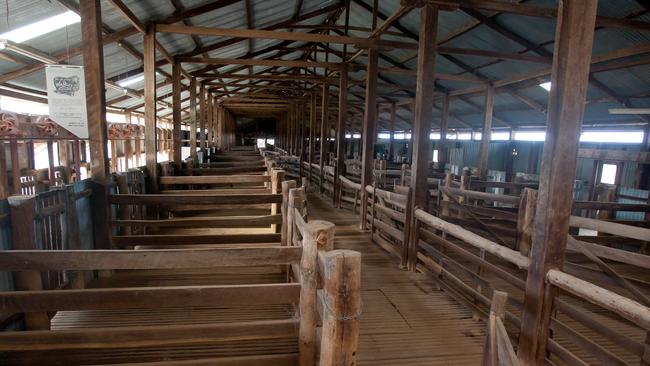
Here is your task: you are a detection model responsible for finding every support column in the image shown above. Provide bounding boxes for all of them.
[217,103,223,150]
[407,4,438,269]
[80,0,108,180]
[199,83,206,153]
[334,65,348,204]
[517,1,598,364]
[309,92,316,183]
[289,104,295,155]
[360,48,379,229]
[143,24,157,191]
[207,94,214,151]
[388,102,395,162]
[478,85,494,179]
[300,102,306,173]
[438,94,449,170]
[189,78,197,161]
[172,60,182,164]
[320,82,330,192]
[81,0,111,254]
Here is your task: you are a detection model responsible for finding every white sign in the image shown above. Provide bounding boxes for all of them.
[45,65,88,138]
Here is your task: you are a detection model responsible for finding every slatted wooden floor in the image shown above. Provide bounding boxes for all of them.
[307,193,486,365]
[3,192,488,365]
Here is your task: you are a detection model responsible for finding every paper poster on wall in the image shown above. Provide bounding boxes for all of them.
[45,65,88,138]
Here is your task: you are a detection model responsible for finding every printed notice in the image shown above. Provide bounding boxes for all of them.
[45,65,88,138]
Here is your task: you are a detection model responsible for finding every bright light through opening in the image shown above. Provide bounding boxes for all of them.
[118,75,145,88]
[600,164,617,184]
[539,82,552,92]
[0,11,80,43]
[492,131,511,141]
[581,131,644,144]
[514,131,546,141]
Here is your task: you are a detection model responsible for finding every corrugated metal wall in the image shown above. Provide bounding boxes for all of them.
[377,138,646,190]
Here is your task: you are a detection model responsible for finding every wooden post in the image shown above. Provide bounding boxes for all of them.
[408,4,438,269]
[0,142,8,199]
[482,291,508,366]
[124,113,133,170]
[281,180,296,247]
[517,188,538,257]
[369,183,377,235]
[214,98,221,150]
[388,102,396,163]
[8,195,50,330]
[172,60,182,164]
[144,24,158,192]
[401,185,413,269]
[319,249,362,366]
[81,0,112,260]
[133,131,141,168]
[517,1,598,364]
[80,0,109,180]
[199,83,206,154]
[309,92,316,187]
[299,102,306,179]
[320,82,330,194]
[207,95,214,151]
[289,104,295,156]
[188,78,197,161]
[299,220,335,366]
[271,169,284,233]
[64,185,84,289]
[334,65,348,205]
[360,47,378,230]
[458,175,468,219]
[478,85,494,180]
[73,139,82,180]
[47,140,56,184]
[439,94,449,170]
[10,139,20,194]
[287,185,303,252]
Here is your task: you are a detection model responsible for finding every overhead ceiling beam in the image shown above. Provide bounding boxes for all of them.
[180,57,343,70]
[427,0,650,31]
[106,0,192,80]
[0,0,242,84]
[155,24,418,50]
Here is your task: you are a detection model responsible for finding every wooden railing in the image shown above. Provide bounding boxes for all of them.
[412,207,650,366]
[284,183,362,365]
[0,174,362,365]
[336,175,362,213]
[363,184,413,268]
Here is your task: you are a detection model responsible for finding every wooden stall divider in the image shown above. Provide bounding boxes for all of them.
[282,180,297,247]
[271,169,284,233]
[8,195,50,330]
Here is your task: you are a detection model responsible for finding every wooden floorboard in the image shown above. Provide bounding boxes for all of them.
[307,193,486,365]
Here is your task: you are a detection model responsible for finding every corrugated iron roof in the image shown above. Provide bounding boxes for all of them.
[0,0,645,129]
